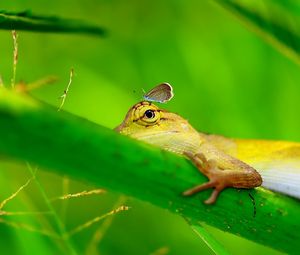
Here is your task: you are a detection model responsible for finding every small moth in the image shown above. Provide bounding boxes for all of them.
[143,83,174,103]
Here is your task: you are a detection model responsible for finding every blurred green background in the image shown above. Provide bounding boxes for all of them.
[0,0,299,254]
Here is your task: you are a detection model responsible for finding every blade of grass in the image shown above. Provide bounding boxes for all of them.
[0,90,299,254]
[0,10,106,36]
[191,224,230,255]
[60,176,69,224]
[85,196,127,255]
[214,0,300,64]
[0,218,60,238]
[26,163,78,255]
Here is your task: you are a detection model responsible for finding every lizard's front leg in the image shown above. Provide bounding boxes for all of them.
[183,152,262,204]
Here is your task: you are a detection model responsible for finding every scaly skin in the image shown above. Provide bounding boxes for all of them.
[116,101,300,204]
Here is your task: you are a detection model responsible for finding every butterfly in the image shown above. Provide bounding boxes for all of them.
[143,83,174,103]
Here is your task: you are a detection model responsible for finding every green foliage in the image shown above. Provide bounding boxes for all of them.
[0,10,106,36]
[191,225,230,255]
[0,1,299,254]
[0,89,299,254]
[216,0,300,64]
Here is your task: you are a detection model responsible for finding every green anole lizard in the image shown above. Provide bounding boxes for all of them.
[116,101,300,204]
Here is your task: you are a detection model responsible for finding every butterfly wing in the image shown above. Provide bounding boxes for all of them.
[143,83,174,103]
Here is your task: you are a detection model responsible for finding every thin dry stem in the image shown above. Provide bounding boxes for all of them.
[85,196,127,255]
[26,163,78,255]
[11,30,18,89]
[0,177,33,211]
[60,176,70,223]
[0,75,4,87]
[58,68,74,111]
[68,205,129,236]
[0,211,52,216]
[15,76,58,93]
[51,189,106,201]
[0,218,59,238]
[150,247,170,255]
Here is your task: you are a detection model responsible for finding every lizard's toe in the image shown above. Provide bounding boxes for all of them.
[182,181,215,196]
[204,189,221,204]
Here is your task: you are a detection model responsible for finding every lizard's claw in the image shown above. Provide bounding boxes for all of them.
[183,182,224,204]
[183,152,228,204]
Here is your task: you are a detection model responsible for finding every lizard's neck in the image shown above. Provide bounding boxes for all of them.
[200,133,238,157]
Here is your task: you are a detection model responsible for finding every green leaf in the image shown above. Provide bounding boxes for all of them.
[214,0,300,64]
[0,10,106,36]
[0,89,299,254]
[191,225,230,255]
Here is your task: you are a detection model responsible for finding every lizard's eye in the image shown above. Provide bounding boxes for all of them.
[141,108,159,124]
[144,109,155,119]
[133,104,161,126]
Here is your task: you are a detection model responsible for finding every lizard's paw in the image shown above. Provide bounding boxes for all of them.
[183,152,229,204]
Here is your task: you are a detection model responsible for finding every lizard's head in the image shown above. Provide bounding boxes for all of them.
[115,101,200,153]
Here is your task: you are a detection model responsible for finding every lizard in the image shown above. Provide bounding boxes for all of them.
[115,101,300,204]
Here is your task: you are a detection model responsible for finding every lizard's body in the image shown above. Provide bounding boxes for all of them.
[116,101,300,203]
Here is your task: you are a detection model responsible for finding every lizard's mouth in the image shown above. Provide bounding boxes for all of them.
[132,130,179,140]
[114,123,124,133]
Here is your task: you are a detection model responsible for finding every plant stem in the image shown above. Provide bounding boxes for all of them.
[27,163,78,255]
[0,90,299,254]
